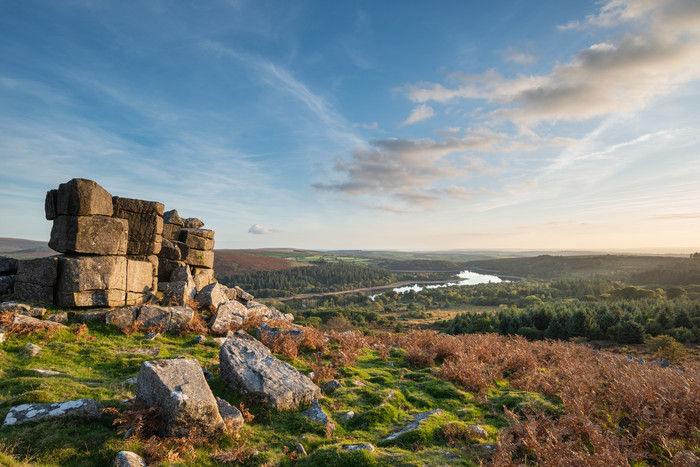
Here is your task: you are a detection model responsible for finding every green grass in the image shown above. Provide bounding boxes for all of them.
[0,322,561,466]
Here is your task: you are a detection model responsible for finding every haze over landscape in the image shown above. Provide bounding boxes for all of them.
[1,0,699,252]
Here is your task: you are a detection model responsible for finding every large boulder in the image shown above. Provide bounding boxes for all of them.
[192,268,214,292]
[184,248,214,269]
[112,451,146,467]
[219,331,320,410]
[135,358,225,437]
[56,178,114,217]
[196,282,228,310]
[112,196,164,256]
[209,300,248,334]
[14,256,59,304]
[137,305,194,332]
[54,255,127,307]
[2,399,103,426]
[163,209,184,227]
[49,216,128,255]
[180,229,215,251]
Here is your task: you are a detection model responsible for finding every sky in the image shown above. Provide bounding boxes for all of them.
[1,0,700,252]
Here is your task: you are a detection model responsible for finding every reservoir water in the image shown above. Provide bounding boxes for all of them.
[370,270,503,300]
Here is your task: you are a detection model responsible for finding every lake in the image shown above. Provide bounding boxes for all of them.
[370,270,504,300]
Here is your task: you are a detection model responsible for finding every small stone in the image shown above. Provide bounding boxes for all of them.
[183,218,205,229]
[343,443,374,452]
[145,332,160,340]
[112,450,147,467]
[468,424,488,438]
[295,443,307,456]
[655,357,670,368]
[0,327,5,344]
[322,380,343,393]
[437,449,462,460]
[46,312,69,324]
[2,398,103,427]
[352,379,365,386]
[0,301,32,314]
[343,411,355,420]
[14,314,68,330]
[192,334,207,344]
[124,377,138,384]
[301,400,334,431]
[163,209,185,226]
[31,368,61,376]
[383,409,443,441]
[26,343,42,357]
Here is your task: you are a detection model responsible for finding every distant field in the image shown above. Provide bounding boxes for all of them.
[237,249,373,265]
[0,237,53,259]
[213,250,310,276]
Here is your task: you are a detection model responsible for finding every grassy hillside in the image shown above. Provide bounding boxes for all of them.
[0,314,697,466]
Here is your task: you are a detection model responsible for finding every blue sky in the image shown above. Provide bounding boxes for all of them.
[1,0,699,251]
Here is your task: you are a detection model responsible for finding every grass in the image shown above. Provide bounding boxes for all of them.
[0,320,697,466]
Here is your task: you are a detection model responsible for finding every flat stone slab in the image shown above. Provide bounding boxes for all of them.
[136,358,225,437]
[383,409,444,441]
[113,451,147,467]
[219,331,320,410]
[56,178,113,217]
[343,443,375,452]
[2,398,103,426]
[301,400,334,431]
[13,314,68,330]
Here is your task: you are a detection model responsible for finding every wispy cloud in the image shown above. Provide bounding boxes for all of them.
[499,46,537,64]
[401,104,435,126]
[313,131,503,207]
[353,121,378,129]
[403,0,700,126]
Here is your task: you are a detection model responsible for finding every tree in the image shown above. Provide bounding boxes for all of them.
[616,320,645,344]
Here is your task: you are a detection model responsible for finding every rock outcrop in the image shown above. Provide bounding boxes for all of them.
[135,358,225,437]
[219,331,320,410]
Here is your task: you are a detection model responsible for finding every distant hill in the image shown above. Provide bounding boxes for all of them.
[213,249,309,277]
[0,237,54,259]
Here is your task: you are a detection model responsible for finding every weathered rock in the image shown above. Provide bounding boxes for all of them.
[302,400,334,431]
[0,256,18,276]
[31,368,62,376]
[46,311,69,324]
[219,331,321,410]
[161,281,196,307]
[180,229,215,250]
[234,286,254,302]
[113,197,164,257]
[44,189,58,220]
[136,358,225,437]
[14,314,68,330]
[49,215,128,255]
[26,343,42,356]
[76,308,109,322]
[295,443,307,456]
[55,255,127,307]
[14,256,59,304]
[126,259,154,294]
[183,218,204,229]
[158,258,185,281]
[343,411,355,420]
[216,397,244,431]
[163,209,185,227]
[162,223,182,241]
[223,286,237,301]
[2,398,103,427]
[0,301,32,314]
[56,178,113,217]
[192,268,215,292]
[343,443,374,452]
[322,380,343,393]
[383,409,444,441]
[256,322,304,341]
[184,248,214,269]
[438,449,462,460]
[655,357,671,368]
[159,238,182,261]
[196,282,228,310]
[210,300,247,334]
[0,327,5,344]
[0,275,15,295]
[14,282,54,304]
[105,307,140,328]
[468,424,488,438]
[137,305,194,332]
[112,451,147,467]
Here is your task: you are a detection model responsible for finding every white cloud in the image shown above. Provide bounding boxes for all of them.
[401,104,435,126]
[499,46,537,64]
[248,224,272,234]
[402,0,700,126]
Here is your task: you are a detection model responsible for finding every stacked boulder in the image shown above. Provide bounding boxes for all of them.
[157,209,216,304]
[12,178,213,308]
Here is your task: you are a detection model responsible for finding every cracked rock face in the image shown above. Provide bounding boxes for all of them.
[219,331,320,410]
[2,398,103,427]
[135,358,224,438]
